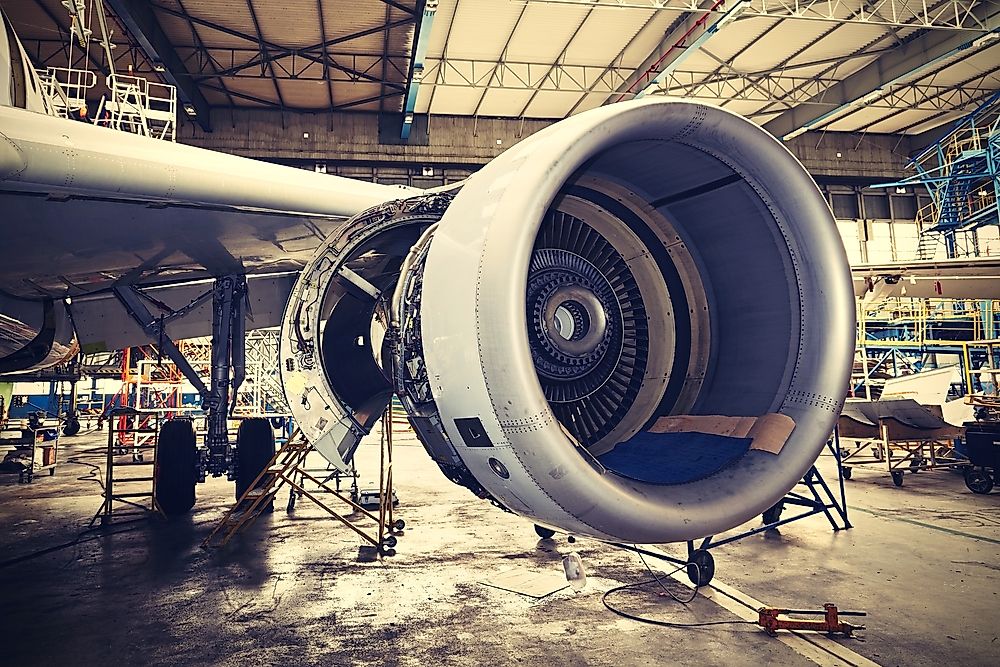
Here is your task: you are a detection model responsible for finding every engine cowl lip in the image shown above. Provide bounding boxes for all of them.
[418,99,855,543]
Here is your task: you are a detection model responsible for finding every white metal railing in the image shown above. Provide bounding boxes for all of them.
[95,74,177,142]
[36,66,96,118]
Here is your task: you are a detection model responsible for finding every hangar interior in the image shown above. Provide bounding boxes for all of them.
[1,1,999,666]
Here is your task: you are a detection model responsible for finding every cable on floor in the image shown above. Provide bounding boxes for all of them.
[601,552,758,630]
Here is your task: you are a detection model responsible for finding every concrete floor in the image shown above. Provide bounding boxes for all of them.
[0,428,997,667]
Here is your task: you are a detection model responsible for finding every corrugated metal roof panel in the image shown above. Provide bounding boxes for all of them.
[921,46,1000,87]
[330,80,388,109]
[162,0,256,50]
[223,77,281,104]
[277,77,329,108]
[562,6,660,67]
[614,9,684,68]
[254,0,322,49]
[697,16,781,63]
[522,89,582,118]
[440,0,525,61]
[502,2,593,63]
[474,87,535,117]
[425,0,459,58]
[427,85,486,115]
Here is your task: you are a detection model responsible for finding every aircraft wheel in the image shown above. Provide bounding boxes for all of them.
[534,524,556,539]
[891,471,904,487]
[155,420,197,516]
[63,418,81,437]
[686,549,714,587]
[236,418,276,512]
[842,466,852,480]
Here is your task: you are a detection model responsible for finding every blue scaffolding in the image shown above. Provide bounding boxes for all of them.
[877,91,1000,259]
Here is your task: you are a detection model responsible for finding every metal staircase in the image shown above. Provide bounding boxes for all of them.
[878,90,1000,259]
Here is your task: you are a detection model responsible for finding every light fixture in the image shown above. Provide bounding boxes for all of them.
[182,103,196,116]
[836,152,843,158]
[152,61,165,73]
[783,126,808,141]
[303,131,310,139]
[496,138,503,145]
[861,88,887,105]
[895,187,907,194]
[422,166,434,177]
[972,32,999,49]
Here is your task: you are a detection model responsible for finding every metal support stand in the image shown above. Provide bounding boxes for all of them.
[113,274,247,480]
[90,407,160,525]
[609,436,852,587]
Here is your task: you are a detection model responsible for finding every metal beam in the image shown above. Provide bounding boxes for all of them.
[416,56,997,120]
[525,0,992,31]
[30,0,108,76]
[105,0,212,130]
[763,3,1000,140]
[632,0,751,100]
[401,0,433,140]
[243,0,285,109]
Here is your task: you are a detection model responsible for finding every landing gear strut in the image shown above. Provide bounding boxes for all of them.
[114,274,248,484]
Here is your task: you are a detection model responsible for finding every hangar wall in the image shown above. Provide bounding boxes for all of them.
[178,108,918,180]
[177,109,963,264]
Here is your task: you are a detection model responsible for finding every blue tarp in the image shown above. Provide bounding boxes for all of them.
[597,431,752,485]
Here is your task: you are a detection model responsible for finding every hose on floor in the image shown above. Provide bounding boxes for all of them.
[601,551,757,630]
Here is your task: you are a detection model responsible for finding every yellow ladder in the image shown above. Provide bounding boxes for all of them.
[202,430,400,553]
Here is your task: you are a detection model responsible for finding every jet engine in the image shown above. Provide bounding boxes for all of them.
[279,98,854,544]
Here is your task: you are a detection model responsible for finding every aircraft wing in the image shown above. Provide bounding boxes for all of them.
[0,105,412,299]
[852,257,1000,300]
[0,106,415,360]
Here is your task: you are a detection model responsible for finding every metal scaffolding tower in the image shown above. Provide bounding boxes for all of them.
[878,91,1000,259]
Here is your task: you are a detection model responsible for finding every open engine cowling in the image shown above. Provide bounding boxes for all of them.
[279,98,854,544]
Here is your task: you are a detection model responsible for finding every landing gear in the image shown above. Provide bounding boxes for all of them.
[534,524,556,539]
[891,470,904,487]
[154,419,197,516]
[686,549,715,586]
[235,418,276,512]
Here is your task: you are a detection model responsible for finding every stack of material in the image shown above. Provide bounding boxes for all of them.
[838,399,966,485]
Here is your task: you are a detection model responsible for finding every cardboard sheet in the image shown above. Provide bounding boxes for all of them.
[746,413,796,454]
[648,413,795,455]
[648,415,756,438]
[479,567,569,599]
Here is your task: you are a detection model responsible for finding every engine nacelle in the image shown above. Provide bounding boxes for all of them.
[280,99,854,544]
[0,293,78,374]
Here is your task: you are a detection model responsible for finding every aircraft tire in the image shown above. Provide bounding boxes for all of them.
[155,420,197,516]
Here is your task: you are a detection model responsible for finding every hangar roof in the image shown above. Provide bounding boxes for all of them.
[8,0,1000,138]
